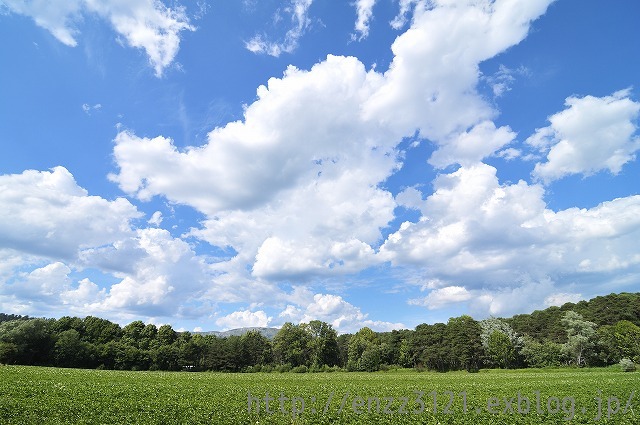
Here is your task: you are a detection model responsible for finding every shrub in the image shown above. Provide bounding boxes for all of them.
[619,358,636,372]
[291,365,308,373]
[260,364,274,373]
[275,363,291,373]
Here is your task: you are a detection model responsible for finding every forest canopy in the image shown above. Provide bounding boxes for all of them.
[1,293,638,372]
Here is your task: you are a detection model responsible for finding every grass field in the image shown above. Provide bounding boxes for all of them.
[0,366,637,424]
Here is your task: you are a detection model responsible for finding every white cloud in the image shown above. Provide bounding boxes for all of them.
[111,55,398,282]
[112,0,555,286]
[82,103,102,115]
[395,187,424,211]
[544,292,583,307]
[2,0,83,46]
[0,167,224,321]
[390,0,422,30]
[381,162,640,301]
[353,0,376,41]
[428,121,516,168]
[0,167,140,260]
[470,277,557,317]
[92,228,214,315]
[278,293,404,333]
[528,89,640,183]
[245,0,313,57]
[482,64,529,98]
[407,278,582,319]
[6,262,72,301]
[408,286,472,309]
[3,0,194,76]
[497,147,521,160]
[364,0,554,143]
[6,0,634,330]
[216,310,272,330]
[148,211,163,226]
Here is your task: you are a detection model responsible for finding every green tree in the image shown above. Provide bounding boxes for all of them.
[561,311,597,366]
[157,324,177,346]
[178,334,207,370]
[306,321,339,367]
[0,342,19,364]
[240,330,273,367]
[378,329,411,366]
[408,323,450,371]
[612,320,640,362]
[82,316,121,344]
[121,320,146,349]
[54,316,85,334]
[480,318,523,368]
[359,345,382,372]
[521,337,565,367]
[486,331,515,369]
[150,344,180,371]
[139,324,158,350]
[0,318,55,365]
[347,327,380,371]
[53,329,90,368]
[273,323,311,367]
[597,320,640,364]
[398,338,412,368]
[447,316,483,372]
[336,334,351,368]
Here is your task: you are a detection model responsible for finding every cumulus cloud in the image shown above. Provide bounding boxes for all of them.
[0,167,140,260]
[408,279,584,319]
[216,309,272,330]
[380,162,640,315]
[61,278,107,308]
[363,0,554,143]
[528,89,640,183]
[111,55,399,282]
[353,0,376,41]
[148,211,163,226]
[0,167,222,321]
[2,0,194,76]
[93,228,213,315]
[245,0,313,57]
[428,121,516,168]
[278,293,404,333]
[409,286,472,309]
[4,262,72,302]
[112,0,555,286]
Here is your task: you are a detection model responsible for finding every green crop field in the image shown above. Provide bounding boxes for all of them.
[0,366,637,424]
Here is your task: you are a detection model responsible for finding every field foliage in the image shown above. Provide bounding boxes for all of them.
[0,366,637,424]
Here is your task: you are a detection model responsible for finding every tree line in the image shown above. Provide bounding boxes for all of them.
[0,292,638,372]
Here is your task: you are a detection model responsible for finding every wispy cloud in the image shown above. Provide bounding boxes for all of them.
[2,0,194,76]
[352,0,376,41]
[245,0,313,57]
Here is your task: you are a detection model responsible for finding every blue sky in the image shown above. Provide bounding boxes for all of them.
[1,0,639,333]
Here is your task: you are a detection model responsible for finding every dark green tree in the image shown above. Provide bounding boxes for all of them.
[157,324,177,346]
[82,316,121,345]
[306,321,339,367]
[53,329,90,368]
[273,323,311,367]
[447,315,483,372]
[241,330,273,367]
[347,327,380,371]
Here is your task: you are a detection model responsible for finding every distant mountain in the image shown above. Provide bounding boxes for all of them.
[196,327,280,339]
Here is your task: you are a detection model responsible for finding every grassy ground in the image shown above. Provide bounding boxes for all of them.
[0,365,637,424]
